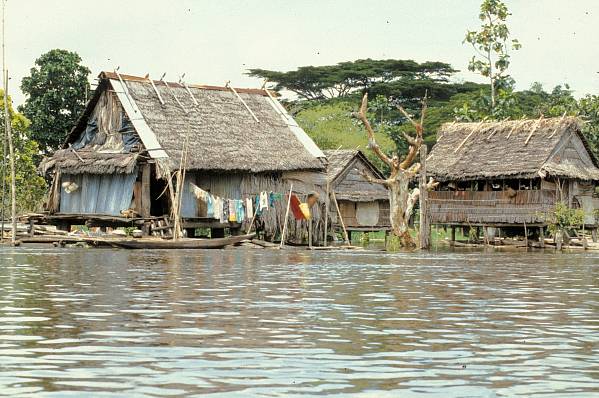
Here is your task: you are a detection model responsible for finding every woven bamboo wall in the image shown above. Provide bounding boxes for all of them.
[429,190,557,225]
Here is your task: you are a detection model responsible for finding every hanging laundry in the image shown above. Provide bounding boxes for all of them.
[299,203,311,220]
[236,200,245,222]
[245,198,253,219]
[206,195,214,218]
[269,192,278,208]
[289,194,305,220]
[228,200,237,222]
[221,199,229,223]
[254,194,262,215]
[259,191,269,211]
[213,197,223,221]
[190,182,208,202]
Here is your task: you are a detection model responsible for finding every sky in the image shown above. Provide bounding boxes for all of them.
[5,0,599,106]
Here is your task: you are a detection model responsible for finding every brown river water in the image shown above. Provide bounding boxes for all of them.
[0,246,597,397]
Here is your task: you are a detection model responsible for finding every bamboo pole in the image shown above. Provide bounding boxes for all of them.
[323,180,329,246]
[418,145,430,249]
[2,1,15,244]
[0,93,5,242]
[3,70,14,243]
[279,184,293,249]
[331,191,349,245]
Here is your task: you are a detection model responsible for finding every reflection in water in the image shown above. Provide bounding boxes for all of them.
[0,247,597,397]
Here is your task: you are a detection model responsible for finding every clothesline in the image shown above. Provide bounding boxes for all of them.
[190,183,287,223]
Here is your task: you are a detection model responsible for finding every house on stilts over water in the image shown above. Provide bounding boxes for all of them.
[426,117,599,242]
[324,149,391,240]
[39,71,328,241]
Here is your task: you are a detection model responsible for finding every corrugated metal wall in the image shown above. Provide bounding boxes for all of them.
[60,173,137,216]
[181,173,244,218]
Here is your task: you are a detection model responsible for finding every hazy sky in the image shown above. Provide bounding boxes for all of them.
[5,0,599,105]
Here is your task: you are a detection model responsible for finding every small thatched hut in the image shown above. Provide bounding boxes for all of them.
[324,149,390,238]
[427,117,599,240]
[40,71,327,240]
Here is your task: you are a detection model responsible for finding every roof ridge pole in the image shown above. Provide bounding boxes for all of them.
[114,67,138,114]
[487,117,510,140]
[180,74,199,106]
[147,74,165,105]
[454,118,486,153]
[225,81,260,123]
[163,78,188,114]
[548,111,568,139]
[524,114,544,145]
[264,84,285,118]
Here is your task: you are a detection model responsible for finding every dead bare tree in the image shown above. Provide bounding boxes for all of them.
[357,93,437,247]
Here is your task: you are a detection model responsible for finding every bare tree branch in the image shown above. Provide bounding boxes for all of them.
[358,168,389,187]
[357,93,394,168]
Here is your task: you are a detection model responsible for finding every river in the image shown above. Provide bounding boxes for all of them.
[0,246,597,397]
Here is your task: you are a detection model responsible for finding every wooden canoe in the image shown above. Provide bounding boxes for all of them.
[103,233,256,249]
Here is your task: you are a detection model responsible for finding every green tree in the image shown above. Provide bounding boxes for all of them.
[294,99,395,171]
[464,0,521,109]
[248,59,458,100]
[1,90,47,215]
[19,49,91,153]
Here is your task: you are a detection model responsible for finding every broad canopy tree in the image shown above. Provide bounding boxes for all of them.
[20,49,91,153]
[247,59,459,101]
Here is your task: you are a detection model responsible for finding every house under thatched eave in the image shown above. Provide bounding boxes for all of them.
[324,149,390,235]
[40,71,327,241]
[426,117,599,238]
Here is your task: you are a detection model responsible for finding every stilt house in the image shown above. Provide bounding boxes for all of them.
[426,117,599,239]
[324,149,391,238]
[40,71,327,240]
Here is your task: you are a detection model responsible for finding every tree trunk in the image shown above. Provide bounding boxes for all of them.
[388,173,416,248]
[418,145,430,249]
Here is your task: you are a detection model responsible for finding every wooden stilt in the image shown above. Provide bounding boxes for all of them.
[331,191,350,245]
[418,145,431,249]
[279,184,293,249]
[592,228,597,243]
[324,180,330,246]
[539,227,545,248]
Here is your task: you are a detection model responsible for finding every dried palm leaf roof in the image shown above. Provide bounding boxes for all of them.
[39,149,138,175]
[427,116,599,181]
[78,72,324,173]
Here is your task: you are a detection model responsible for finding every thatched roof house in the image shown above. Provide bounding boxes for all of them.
[426,117,599,232]
[324,149,390,233]
[428,117,599,182]
[40,71,327,240]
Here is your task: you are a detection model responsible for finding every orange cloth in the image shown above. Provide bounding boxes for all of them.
[289,194,305,220]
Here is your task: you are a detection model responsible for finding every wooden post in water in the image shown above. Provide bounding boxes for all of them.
[539,226,545,248]
[418,145,431,249]
[323,180,329,246]
[279,184,293,249]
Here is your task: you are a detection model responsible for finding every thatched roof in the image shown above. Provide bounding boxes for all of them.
[77,72,324,173]
[324,149,384,182]
[39,149,138,175]
[324,149,388,202]
[427,117,599,181]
